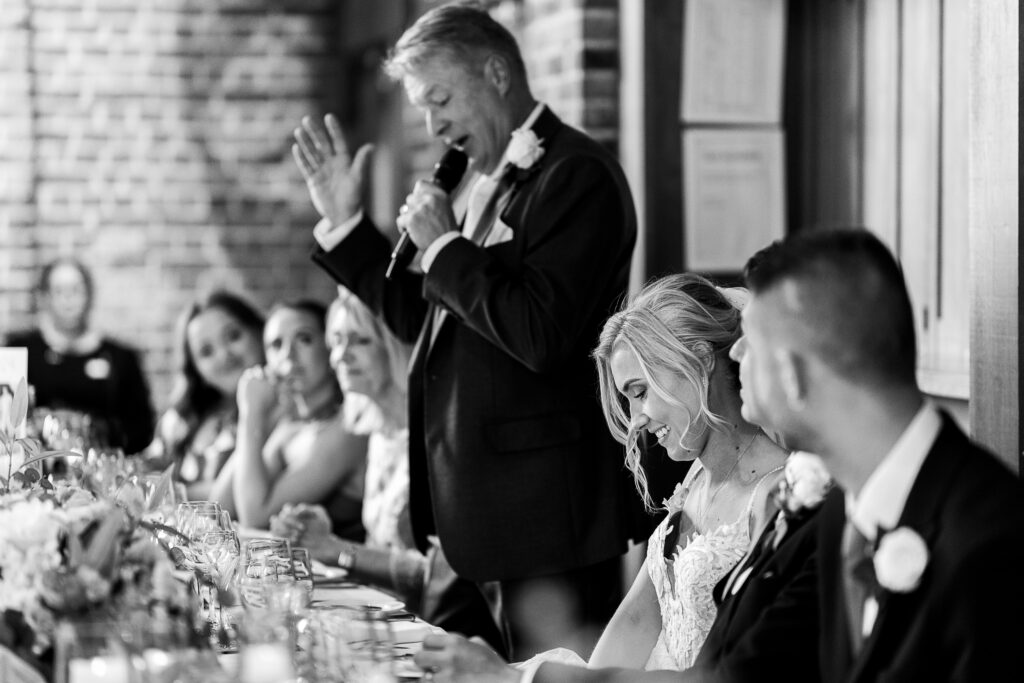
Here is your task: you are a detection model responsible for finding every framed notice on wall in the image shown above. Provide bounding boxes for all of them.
[682,129,786,271]
[681,0,788,124]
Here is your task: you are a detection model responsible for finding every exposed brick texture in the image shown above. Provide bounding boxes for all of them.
[1,0,345,408]
[1,0,622,418]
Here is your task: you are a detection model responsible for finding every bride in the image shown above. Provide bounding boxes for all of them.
[517,273,789,672]
[587,273,788,670]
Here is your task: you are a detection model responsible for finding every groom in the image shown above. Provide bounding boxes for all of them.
[736,229,1024,681]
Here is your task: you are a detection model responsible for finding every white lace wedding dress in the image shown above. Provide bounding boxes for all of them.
[515,460,780,673]
[643,461,781,670]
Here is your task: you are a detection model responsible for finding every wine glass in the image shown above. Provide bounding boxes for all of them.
[289,547,314,609]
[197,529,242,650]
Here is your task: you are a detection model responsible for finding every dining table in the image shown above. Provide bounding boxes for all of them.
[215,539,441,682]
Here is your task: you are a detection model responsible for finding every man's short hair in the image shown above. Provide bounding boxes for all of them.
[744,228,918,387]
[384,2,526,82]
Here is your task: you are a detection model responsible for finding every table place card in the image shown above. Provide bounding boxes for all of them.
[0,347,28,437]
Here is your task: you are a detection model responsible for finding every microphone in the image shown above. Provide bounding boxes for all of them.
[386,146,469,280]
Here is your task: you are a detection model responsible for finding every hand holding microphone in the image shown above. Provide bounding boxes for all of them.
[386,147,469,279]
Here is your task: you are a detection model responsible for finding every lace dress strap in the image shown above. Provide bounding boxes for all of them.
[742,464,785,522]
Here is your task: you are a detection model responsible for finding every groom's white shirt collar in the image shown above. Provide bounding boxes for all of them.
[846,402,942,541]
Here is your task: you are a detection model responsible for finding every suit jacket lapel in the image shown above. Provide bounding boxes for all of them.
[848,414,964,681]
[425,108,565,357]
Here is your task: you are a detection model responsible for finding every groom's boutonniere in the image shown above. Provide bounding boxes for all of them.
[506,127,545,178]
[770,451,833,549]
[873,527,929,593]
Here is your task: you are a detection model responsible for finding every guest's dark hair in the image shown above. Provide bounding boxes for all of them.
[36,257,95,312]
[169,290,265,437]
[384,1,527,83]
[267,299,330,333]
[744,228,917,387]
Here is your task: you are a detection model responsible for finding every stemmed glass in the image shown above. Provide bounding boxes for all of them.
[174,502,222,555]
[196,529,242,650]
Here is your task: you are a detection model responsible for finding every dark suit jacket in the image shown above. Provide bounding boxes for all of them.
[532,490,827,683]
[313,106,647,581]
[817,413,1024,683]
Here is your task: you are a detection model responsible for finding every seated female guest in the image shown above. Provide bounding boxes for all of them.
[508,274,788,672]
[6,257,155,454]
[156,290,265,500]
[212,299,368,534]
[271,288,507,654]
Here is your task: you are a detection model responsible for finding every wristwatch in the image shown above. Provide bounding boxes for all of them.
[336,546,356,571]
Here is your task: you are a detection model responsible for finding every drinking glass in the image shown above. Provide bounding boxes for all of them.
[239,538,293,609]
[290,547,315,608]
[53,617,133,683]
[338,606,396,681]
[197,529,242,651]
[237,610,295,683]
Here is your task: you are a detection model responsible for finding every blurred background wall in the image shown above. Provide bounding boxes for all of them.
[0,0,620,413]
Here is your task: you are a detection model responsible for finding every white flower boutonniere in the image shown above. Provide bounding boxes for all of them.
[873,527,928,593]
[507,128,545,170]
[770,451,832,550]
[776,451,832,515]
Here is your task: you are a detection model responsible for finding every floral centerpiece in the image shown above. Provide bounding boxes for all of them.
[0,379,197,679]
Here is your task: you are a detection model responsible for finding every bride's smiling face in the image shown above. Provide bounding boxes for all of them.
[609,341,708,461]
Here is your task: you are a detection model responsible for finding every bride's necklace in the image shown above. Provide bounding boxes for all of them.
[696,430,759,530]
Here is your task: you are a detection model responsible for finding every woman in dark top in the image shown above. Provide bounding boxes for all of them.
[5,258,155,454]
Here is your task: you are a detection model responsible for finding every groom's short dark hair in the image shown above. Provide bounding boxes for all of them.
[744,228,917,388]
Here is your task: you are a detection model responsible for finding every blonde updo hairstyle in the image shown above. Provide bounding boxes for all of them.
[593,273,745,511]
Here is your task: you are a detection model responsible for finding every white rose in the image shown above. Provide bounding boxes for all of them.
[507,128,545,170]
[874,527,929,592]
[785,451,831,509]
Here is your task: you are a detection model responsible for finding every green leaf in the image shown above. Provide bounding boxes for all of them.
[82,509,127,575]
[144,464,176,513]
[18,449,82,473]
[17,438,40,459]
[9,377,28,434]
[21,468,40,484]
[39,477,54,490]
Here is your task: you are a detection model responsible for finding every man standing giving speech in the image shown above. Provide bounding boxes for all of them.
[292,2,645,658]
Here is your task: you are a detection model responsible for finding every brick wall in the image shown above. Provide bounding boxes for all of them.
[0,0,622,418]
[1,0,344,411]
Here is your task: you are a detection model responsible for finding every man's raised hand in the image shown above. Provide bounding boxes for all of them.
[292,113,373,226]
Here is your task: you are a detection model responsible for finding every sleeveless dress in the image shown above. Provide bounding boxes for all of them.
[644,461,783,670]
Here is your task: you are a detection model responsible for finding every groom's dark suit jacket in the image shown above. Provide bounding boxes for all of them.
[817,413,1024,683]
[313,106,647,582]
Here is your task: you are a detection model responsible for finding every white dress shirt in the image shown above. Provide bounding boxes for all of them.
[844,401,941,636]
